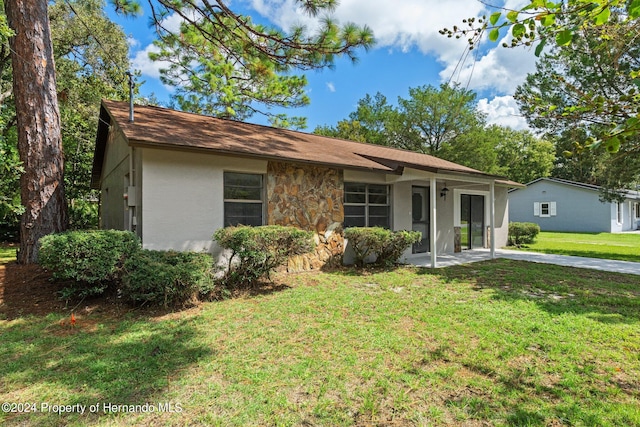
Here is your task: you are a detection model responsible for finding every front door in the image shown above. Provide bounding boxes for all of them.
[460,194,484,250]
[412,186,430,253]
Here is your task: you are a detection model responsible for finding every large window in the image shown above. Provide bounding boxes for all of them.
[224,172,263,226]
[344,182,390,228]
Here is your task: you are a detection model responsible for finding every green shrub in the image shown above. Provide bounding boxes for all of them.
[508,222,541,246]
[344,227,391,267]
[68,199,99,230]
[121,250,216,307]
[38,230,140,298]
[214,225,314,287]
[377,230,422,267]
[344,227,421,267]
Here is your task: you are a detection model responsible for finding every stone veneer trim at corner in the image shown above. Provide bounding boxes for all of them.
[266,161,345,270]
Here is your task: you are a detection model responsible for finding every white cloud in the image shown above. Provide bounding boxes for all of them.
[247,0,482,56]
[477,95,529,130]
[131,44,164,80]
[127,36,140,49]
[131,44,175,93]
[326,82,336,92]
[244,0,538,96]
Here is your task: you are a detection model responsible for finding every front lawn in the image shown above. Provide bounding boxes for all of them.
[512,231,640,262]
[1,260,639,426]
[0,244,17,264]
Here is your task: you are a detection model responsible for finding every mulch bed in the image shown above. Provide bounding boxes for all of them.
[0,262,68,320]
[0,262,145,321]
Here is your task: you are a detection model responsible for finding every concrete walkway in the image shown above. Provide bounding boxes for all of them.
[408,248,640,276]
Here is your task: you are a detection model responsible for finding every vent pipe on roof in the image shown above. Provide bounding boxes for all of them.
[127,71,134,122]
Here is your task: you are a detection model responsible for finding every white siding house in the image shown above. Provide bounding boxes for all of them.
[92,100,521,268]
[509,178,640,232]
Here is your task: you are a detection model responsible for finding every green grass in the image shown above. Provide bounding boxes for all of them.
[0,244,17,264]
[1,260,640,426]
[513,231,640,262]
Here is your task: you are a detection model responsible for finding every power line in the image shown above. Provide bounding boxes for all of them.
[61,0,131,87]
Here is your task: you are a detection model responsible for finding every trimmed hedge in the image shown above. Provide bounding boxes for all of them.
[39,230,141,298]
[214,225,314,286]
[344,227,421,267]
[121,250,216,307]
[508,222,541,246]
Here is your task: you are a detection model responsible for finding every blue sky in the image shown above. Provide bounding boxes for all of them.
[107,0,535,131]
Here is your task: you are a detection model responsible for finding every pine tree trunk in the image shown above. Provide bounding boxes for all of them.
[5,0,67,264]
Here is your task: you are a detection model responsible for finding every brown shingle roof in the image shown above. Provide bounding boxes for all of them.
[93,99,521,188]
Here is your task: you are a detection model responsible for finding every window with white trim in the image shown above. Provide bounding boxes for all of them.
[344,182,390,228]
[634,202,640,220]
[224,172,264,226]
[534,201,556,218]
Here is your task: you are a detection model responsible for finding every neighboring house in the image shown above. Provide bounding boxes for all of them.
[509,177,640,232]
[91,100,521,268]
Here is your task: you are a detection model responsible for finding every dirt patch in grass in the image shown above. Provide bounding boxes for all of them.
[0,262,67,319]
[0,262,295,322]
[0,262,164,321]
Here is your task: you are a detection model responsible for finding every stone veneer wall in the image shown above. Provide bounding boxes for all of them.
[266,161,344,271]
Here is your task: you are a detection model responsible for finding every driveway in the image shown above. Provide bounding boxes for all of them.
[409,249,640,276]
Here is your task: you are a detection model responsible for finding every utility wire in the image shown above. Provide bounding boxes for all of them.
[61,0,132,87]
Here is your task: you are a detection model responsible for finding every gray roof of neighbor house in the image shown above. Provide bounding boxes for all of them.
[92,99,522,189]
[510,177,640,199]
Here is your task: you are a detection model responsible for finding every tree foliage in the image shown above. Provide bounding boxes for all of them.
[514,12,640,195]
[442,0,640,152]
[315,84,553,183]
[147,0,374,125]
[51,0,131,227]
[3,0,373,261]
[0,0,131,241]
[394,84,483,155]
[493,126,555,184]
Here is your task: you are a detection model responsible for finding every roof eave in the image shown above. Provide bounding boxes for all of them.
[90,104,113,189]
[127,139,401,174]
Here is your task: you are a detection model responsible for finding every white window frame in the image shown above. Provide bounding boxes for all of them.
[453,188,490,227]
[534,201,556,218]
[634,202,640,220]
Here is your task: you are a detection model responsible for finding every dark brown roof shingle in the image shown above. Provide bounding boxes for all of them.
[93,100,521,188]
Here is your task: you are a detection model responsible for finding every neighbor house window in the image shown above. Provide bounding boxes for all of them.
[635,202,640,219]
[534,201,556,218]
[224,172,263,226]
[344,182,390,228]
[541,203,550,216]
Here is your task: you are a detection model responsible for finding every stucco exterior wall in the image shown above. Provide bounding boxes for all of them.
[110,146,511,264]
[509,180,612,232]
[495,187,509,246]
[140,148,267,252]
[99,126,129,230]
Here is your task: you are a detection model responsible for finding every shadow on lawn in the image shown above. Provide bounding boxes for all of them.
[427,259,640,324]
[0,314,211,425]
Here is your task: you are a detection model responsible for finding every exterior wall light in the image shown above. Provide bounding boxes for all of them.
[440,186,450,200]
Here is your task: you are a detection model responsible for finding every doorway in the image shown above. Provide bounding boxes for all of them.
[412,186,430,253]
[460,194,484,250]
